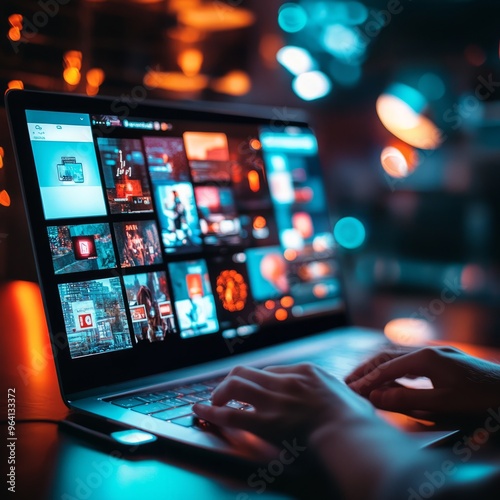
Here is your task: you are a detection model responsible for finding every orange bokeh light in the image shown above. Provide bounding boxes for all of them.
[248,170,261,192]
[144,71,208,92]
[64,50,82,70]
[376,94,442,150]
[8,14,23,28]
[8,27,21,42]
[252,216,266,230]
[6,80,24,94]
[86,68,105,87]
[211,70,251,96]
[249,138,262,150]
[280,296,294,308]
[178,48,203,77]
[284,249,297,261]
[265,300,275,310]
[178,6,255,31]
[275,309,288,321]
[0,190,11,207]
[63,67,81,86]
[384,318,434,346]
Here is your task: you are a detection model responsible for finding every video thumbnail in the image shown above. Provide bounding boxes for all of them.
[183,132,232,183]
[97,137,153,214]
[194,186,242,245]
[153,182,202,253]
[168,260,219,338]
[47,223,116,274]
[245,246,290,301]
[29,140,107,219]
[206,256,255,331]
[58,277,132,359]
[113,220,162,267]
[123,271,176,342]
[144,137,190,182]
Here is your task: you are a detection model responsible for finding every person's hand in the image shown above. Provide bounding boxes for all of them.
[345,346,500,418]
[193,363,374,445]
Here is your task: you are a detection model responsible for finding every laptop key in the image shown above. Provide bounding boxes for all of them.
[136,393,164,403]
[170,415,197,428]
[189,384,211,393]
[111,397,145,408]
[132,402,170,415]
[153,405,193,421]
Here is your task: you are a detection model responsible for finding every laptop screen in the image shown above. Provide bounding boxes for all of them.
[7,90,347,395]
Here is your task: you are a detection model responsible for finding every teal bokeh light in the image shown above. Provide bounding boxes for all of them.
[418,72,446,101]
[278,3,308,33]
[386,83,427,114]
[322,24,366,61]
[334,217,366,249]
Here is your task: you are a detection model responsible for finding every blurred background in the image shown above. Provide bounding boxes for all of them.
[1,0,500,346]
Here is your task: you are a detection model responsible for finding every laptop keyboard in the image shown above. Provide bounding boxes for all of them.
[107,341,386,429]
[108,376,253,429]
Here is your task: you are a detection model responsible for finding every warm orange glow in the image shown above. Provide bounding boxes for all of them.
[178,48,203,77]
[63,50,82,70]
[249,138,262,150]
[284,248,297,261]
[265,300,275,310]
[63,67,81,86]
[8,14,23,28]
[280,296,294,308]
[8,27,21,42]
[376,94,442,150]
[275,309,288,321]
[259,34,283,68]
[86,68,105,87]
[7,80,24,91]
[144,70,208,92]
[0,147,4,157]
[0,190,11,207]
[0,281,66,402]
[178,6,255,31]
[211,70,251,96]
[248,170,261,192]
[167,26,204,43]
[0,156,3,169]
[252,215,266,230]
[384,318,434,346]
[168,0,201,11]
[86,84,99,96]
[312,284,329,298]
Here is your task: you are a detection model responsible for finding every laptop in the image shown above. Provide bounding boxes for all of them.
[5,89,455,462]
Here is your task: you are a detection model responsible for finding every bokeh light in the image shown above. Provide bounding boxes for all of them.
[278,3,308,33]
[384,318,435,345]
[322,24,366,61]
[376,85,442,150]
[380,145,419,178]
[418,72,446,101]
[292,70,332,100]
[277,46,315,75]
[333,217,366,249]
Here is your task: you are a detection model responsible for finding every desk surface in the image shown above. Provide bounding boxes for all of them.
[1,280,499,500]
